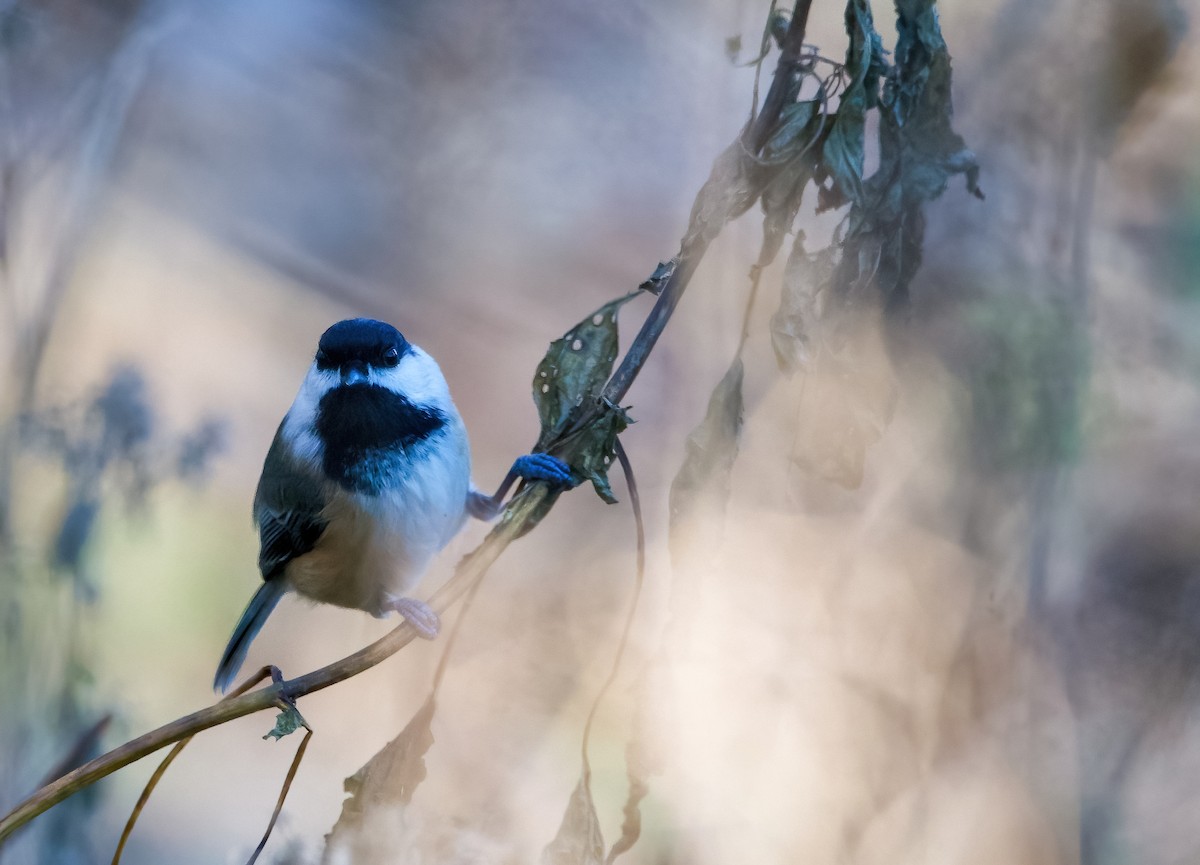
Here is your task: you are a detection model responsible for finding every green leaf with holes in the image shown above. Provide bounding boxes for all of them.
[569,403,630,504]
[532,293,638,503]
[264,703,307,741]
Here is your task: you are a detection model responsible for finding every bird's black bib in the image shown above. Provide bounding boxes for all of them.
[315,383,446,494]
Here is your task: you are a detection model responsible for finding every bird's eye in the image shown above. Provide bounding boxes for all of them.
[383,346,400,366]
[315,350,328,367]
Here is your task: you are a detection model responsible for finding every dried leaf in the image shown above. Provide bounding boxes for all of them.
[601,645,676,865]
[682,138,769,250]
[818,0,887,210]
[604,773,647,865]
[763,99,821,162]
[770,239,835,373]
[829,0,980,310]
[324,696,436,847]
[791,336,896,490]
[885,0,982,204]
[755,100,823,271]
[541,776,605,865]
[605,673,661,865]
[669,358,744,558]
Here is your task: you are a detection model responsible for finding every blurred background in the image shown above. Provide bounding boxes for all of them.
[1,0,1198,862]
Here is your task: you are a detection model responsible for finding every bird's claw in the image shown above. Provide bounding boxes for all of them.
[466,453,574,523]
[386,596,440,639]
[511,453,573,487]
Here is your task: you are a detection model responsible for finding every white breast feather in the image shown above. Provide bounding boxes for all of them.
[277,345,472,614]
[350,416,471,606]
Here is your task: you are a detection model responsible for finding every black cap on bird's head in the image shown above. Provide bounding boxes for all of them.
[315,319,410,382]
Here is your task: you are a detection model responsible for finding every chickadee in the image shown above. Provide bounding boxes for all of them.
[214,318,570,692]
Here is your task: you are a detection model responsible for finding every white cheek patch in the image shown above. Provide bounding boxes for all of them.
[378,346,455,407]
[281,364,336,467]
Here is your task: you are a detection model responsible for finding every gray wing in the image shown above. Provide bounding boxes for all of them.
[253,423,328,581]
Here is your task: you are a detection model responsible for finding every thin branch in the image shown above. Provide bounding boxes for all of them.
[744,0,816,154]
[580,439,645,773]
[600,441,648,865]
[110,666,285,865]
[746,0,781,119]
[601,0,814,406]
[110,739,186,865]
[0,485,549,842]
[246,727,313,865]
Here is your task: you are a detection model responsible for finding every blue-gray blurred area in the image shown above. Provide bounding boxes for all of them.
[119,0,699,301]
[7,0,714,307]
[1,0,1200,864]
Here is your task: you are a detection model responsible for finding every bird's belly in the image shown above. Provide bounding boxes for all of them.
[286,432,470,614]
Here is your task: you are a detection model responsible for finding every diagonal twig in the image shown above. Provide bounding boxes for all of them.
[600,0,815,408]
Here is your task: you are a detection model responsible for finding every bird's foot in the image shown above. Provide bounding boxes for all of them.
[386,596,440,639]
[467,453,573,521]
[511,453,573,486]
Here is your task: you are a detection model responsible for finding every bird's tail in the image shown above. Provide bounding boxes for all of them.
[213,579,287,693]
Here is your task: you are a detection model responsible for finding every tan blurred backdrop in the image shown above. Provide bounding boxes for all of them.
[2,0,1199,863]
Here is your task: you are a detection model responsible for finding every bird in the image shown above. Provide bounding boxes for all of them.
[213,317,571,692]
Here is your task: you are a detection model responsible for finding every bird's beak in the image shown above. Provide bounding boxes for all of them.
[340,363,368,386]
